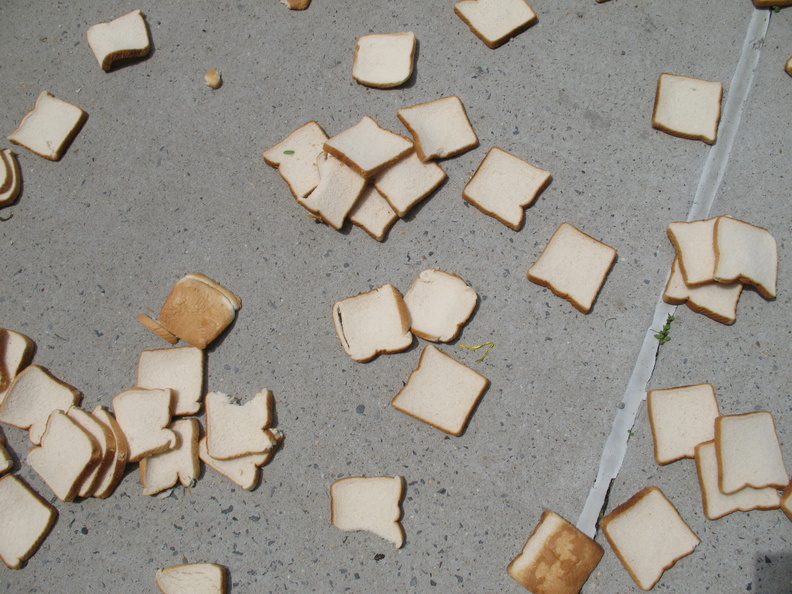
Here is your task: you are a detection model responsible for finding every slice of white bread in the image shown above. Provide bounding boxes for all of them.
[0,149,22,207]
[507,509,603,594]
[391,345,489,436]
[298,152,367,230]
[352,32,416,88]
[155,562,227,594]
[112,387,176,463]
[715,411,788,494]
[373,150,446,217]
[86,9,150,71]
[454,0,538,49]
[663,257,742,325]
[90,405,128,498]
[527,223,617,314]
[0,328,35,405]
[205,390,280,460]
[330,476,405,547]
[0,432,13,475]
[198,436,277,491]
[140,418,200,496]
[0,364,81,445]
[323,116,413,178]
[143,273,242,349]
[601,486,700,591]
[332,284,413,362]
[713,216,777,299]
[0,474,57,569]
[403,268,478,342]
[7,91,88,161]
[782,482,792,522]
[137,346,205,416]
[463,146,551,231]
[397,96,478,161]
[27,410,100,502]
[666,217,720,287]
[647,383,720,465]
[262,121,329,199]
[695,441,780,520]
[66,406,114,498]
[348,185,399,241]
[652,73,723,144]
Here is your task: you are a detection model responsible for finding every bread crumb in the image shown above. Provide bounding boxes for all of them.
[205,68,222,89]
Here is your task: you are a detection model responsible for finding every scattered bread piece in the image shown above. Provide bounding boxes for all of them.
[90,405,128,498]
[527,223,616,314]
[373,151,446,217]
[204,68,222,89]
[66,406,114,498]
[0,364,81,445]
[281,0,311,9]
[298,152,367,229]
[155,562,228,594]
[397,95,478,161]
[332,284,413,362]
[454,0,538,48]
[0,149,22,208]
[463,146,551,230]
[205,390,280,460]
[330,476,405,547]
[199,436,278,491]
[0,474,57,569]
[137,314,178,344]
[666,217,721,287]
[647,383,720,465]
[715,411,788,494]
[352,32,416,88]
[601,486,700,591]
[652,73,723,144]
[137,346,205,416]
[86,9,150,71]
[348,186,399,241]
[262,121,329,200]
[140,418,200,496]
[141,273,242,349]
[324,116,413,178]
[7,91,87,161]
[27,410,100,502]
[0,328,35,405]
[507,509,603,594]
[695,441,780,520]
[391,345,489,436]
[752,0,792,7]
[112,387,176,463]
[403,269,478,342]
[0,432,13,475]
[713,216,777,299]
[787,56,792,77]
[663,257,742,325]
[781,482,792,522]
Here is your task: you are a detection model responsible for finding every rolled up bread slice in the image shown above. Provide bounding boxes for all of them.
[0,150,22,207]
[330,476,405,547]
[0,474,57,569]
[112,387,176,462]
[155,562,227,594]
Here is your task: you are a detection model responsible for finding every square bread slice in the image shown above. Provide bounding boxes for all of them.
[330,476,405,547]
[112,387,176,463]
[527,223,617,313]
[373,151,446,217]
[323,116,413,178]
[199,436,276,491]
[262,121,329,199]
[90,405,128,499]
[298,152,367,229]
[715,411,788,494]
[397,96,478,161]
[140,418,200,496]
[601,486,700,591]
[332,284,413,362]
[647,383,720,465]
[663,257,742,325]
[0,328,35,405]
[463,146,551,230]
[352,32,416,88]
[8,91,87,161]
[348,185,399,242]
[403,268,478,342]
[205,390,280,460]
[454,0,538,49]
[0,149,22,207]
[155,562,227,594]
[0,474,57,569]
[137,346,205,416]
[86,9,150,71]
[713,216,777,299]
[507,509,603,594]
[695,441,780,520]
[391,345,489,436]
[666,217,721,287]
[652,73,723,144]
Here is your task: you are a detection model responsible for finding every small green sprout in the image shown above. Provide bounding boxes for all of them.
[653,314,675,345]
[773,5,781,12]
[460,341,494,361]
[283,150,295,155]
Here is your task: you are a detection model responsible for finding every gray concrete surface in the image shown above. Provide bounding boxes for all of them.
[0,1,789,592]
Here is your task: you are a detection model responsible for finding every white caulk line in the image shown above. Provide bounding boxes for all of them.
[576,8,771,538]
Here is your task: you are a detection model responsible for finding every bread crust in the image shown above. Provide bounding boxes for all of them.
[0,150,22,207]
